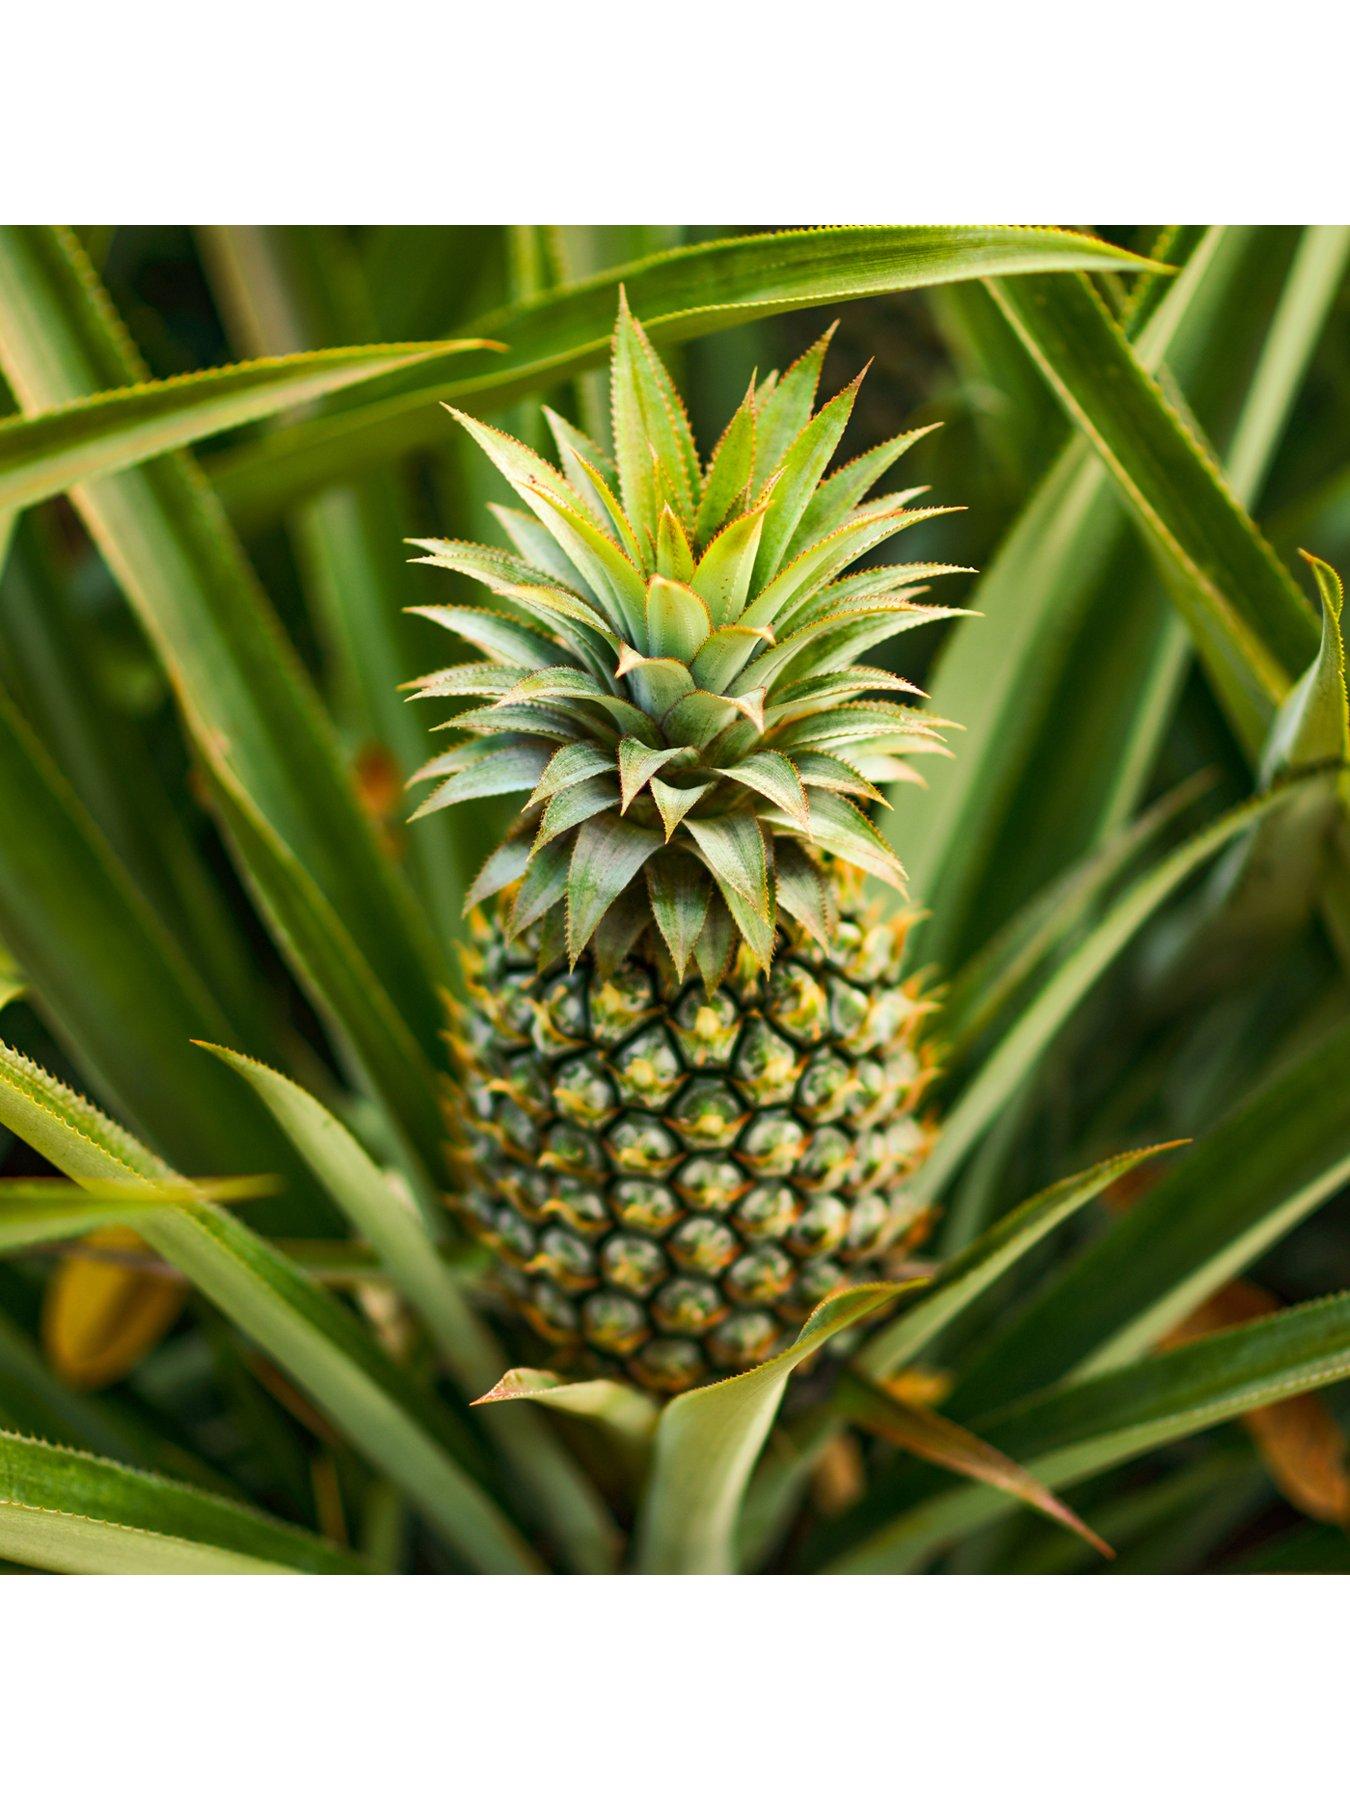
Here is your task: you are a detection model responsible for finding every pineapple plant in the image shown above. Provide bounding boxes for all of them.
[0,224,1347,1579]
[418,300,957,1391]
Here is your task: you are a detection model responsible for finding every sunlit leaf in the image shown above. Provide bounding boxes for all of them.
[208,227,1162,525]
[989,268,1317,750]
[0,336,495,514]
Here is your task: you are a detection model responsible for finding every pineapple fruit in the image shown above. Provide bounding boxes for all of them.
[412,297,963,1392]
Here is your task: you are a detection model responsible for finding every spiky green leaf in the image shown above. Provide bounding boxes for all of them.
[646,575,712,661]
[725,752,810,828]
[566,816,662,961]
[646,855,713,978]
[0,1430,361,1574]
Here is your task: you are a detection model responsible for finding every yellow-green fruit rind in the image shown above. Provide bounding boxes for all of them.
[446,897,937,1393]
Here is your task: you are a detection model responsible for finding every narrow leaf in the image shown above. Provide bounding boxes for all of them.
[787,424,939,559]
[951,1013,1350,1415]
[779,789,907,890]
[474,1368,658,1488]
[0,1041,536,1572]
[858,1145,1183,1379]
[689,624,774,693]
[618,739,684,811]
[410,742,553,816]
[650,776,711,840]
[917,784,1310,1200]
[205,1046,618,1573]
[838,1372,1112,1559]
[772,839,836,948]
[691,506,769,626]
[695,379,756,540]
[566,816,661,961]
[646,574,712,661]
[0,337,494,514]
[501,841,565,939]
[753,371,864,586]
[833,1289,1350,1573]
[725,752,810,828]
[990,270,1317,748]
[534,776,619,849]
[646,854,712,976]
[0,1430,360,1574]
[198,749,446,1191]
[211,227,1166,523]
[0,227,445,1068]
[532,741,615,802]
[0,1176,267,1255]
[751,323,836,492]
[410,603,560,669]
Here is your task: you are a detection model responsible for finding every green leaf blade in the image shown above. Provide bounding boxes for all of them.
[203,1045,619,1573]
[950,1012,1350,1416]
[567,816,662,961]
[636,1282,916,1572]
[833,1289,1350,1573]
[0,1430,361,1574]
[858,1144,1183,1379]
[0,1040,537,1574]
[0,336,494,514]
[0,225,447,1072]
[211,227,1165,525]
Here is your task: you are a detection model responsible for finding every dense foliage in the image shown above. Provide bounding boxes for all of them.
[0,224,1346,1574]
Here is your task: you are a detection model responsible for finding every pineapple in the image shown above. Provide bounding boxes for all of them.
[411,296,963,1392]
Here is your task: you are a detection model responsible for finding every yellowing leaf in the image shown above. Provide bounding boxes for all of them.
[1166,1280,1350,1527]
[43,1230,184,1390]
[840,1370,1113,1559]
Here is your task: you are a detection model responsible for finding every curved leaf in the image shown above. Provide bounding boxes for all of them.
[210,227,1164,525]
[0,682,319,1218]
[831,1289,1350,1572]
[0,226,445,1067]
[0,1040,537,1573]
[204,1045,618,1573]
[635,1282,916,1572]
[989,268,1318,749]
[198,748,445,1193]
[201,226,470,939]
[0,1176,265,1255]
[567,815,662,960]
[897,227,1339,978]
[916,783,1311,1202]
[645,854,712,977]
[858,1144,1182,1379]
[0,336,495,514]
[837,1371,1112,1559]
[951,1012,1350,1416]
[684,812,775,967]
[475,1368,658,1490]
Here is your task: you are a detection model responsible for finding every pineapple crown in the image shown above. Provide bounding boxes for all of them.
[407,293,969,986]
